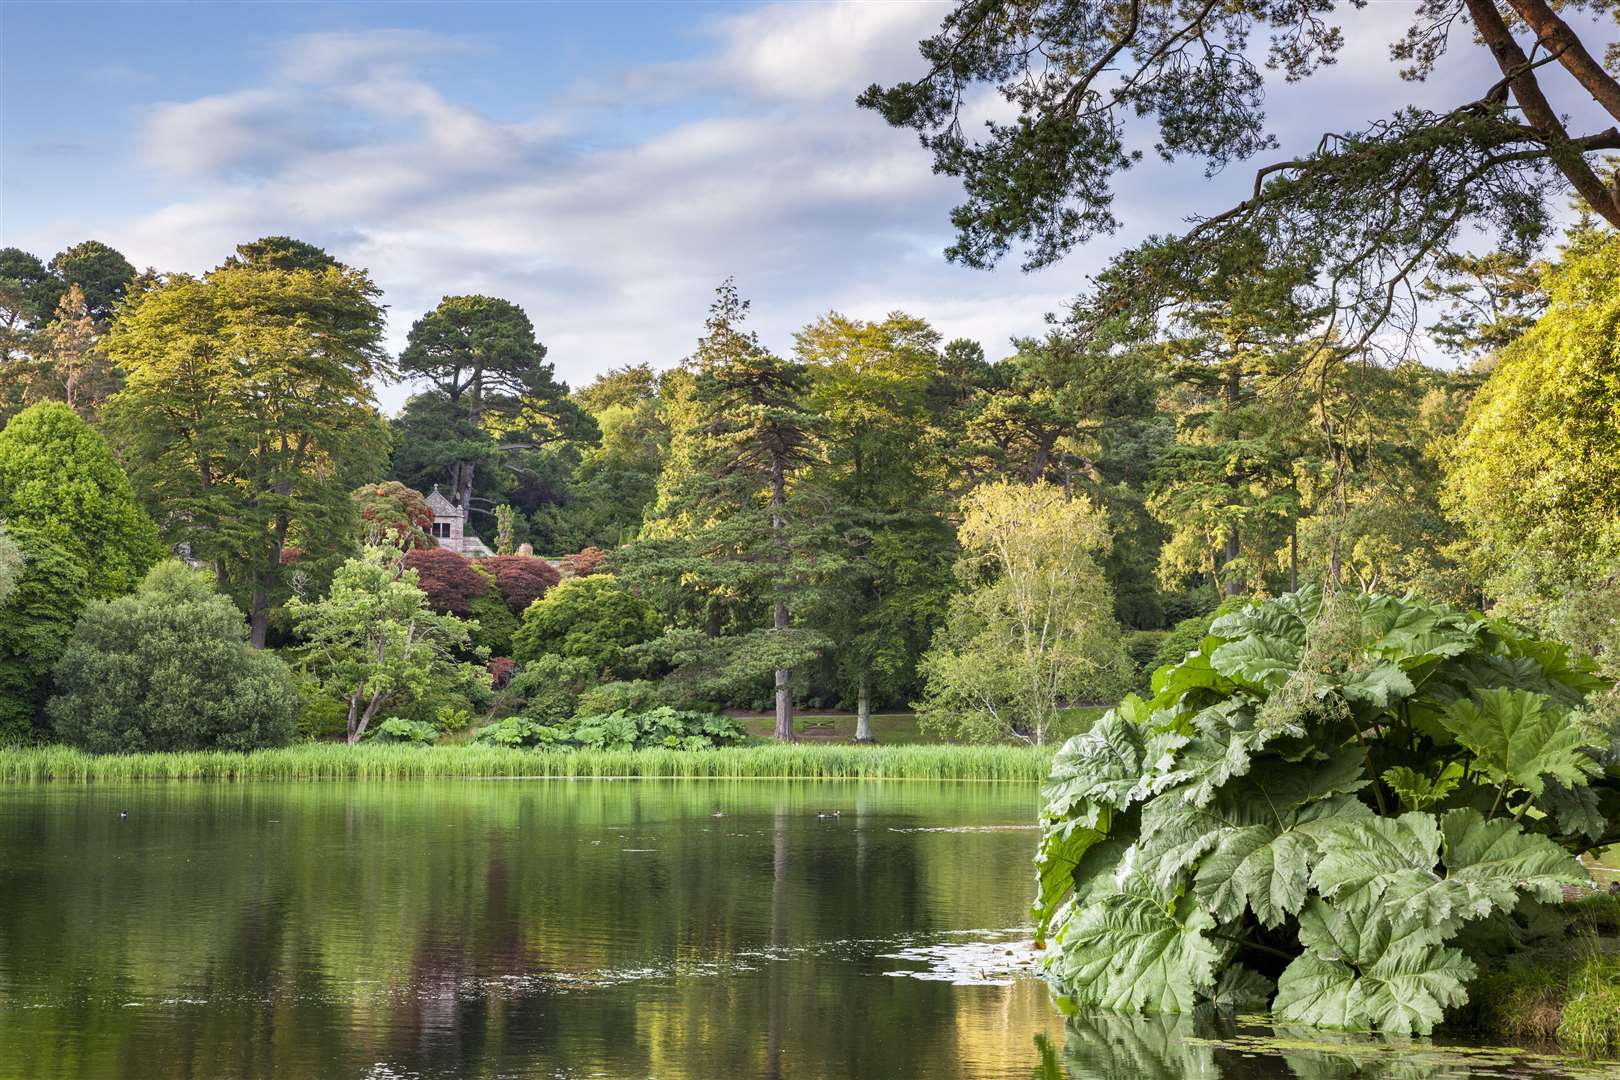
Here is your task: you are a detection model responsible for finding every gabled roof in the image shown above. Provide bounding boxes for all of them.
[425,485,459,517]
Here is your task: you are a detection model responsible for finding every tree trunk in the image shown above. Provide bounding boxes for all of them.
[1463,0,1620,227]
[1290,522,1299,593]
[1221,525,1242,597]
[774,601,793,742]
[854,681,872,742]
[249,587,271,649]
[347,689,383,745]
[770,457,794,743]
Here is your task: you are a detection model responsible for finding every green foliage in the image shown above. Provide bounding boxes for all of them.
[0,741,1054,782]
[916,480,1129,744]
[0,401,164,597]
[287,544,483,743]
[1150,614,1214,676]
[397,294,592,517]
[369,717,440,745]
[47,240,135,323]
[104,238,390,643]
[474,706,747,752]
[47,562,299,753]
[1035,587,1610,1034]
[0,531,88,743]
[512,575,658,676]
[503,653,595,724]
[1446,228,1620,618]
[575,679,665,716]
[465,582,518,658]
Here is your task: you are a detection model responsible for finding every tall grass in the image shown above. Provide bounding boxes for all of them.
[0,742,1055,783]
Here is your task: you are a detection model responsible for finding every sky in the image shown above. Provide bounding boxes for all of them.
[0,0,1589,410]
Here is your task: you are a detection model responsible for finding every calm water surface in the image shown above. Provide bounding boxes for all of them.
[0,780,1615,1080]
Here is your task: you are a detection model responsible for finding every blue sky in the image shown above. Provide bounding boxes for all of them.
[0,1,1579,407]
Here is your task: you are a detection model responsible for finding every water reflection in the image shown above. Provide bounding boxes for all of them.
[2,781,1616,1079]
[1041,1010,1620,1080]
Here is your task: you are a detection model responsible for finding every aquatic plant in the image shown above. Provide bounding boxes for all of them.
[1034,586,1614,1035]
[474,707,747,751]
[0,741,1053,782]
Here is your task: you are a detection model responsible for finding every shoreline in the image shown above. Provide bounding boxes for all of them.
[0,742,1057,783]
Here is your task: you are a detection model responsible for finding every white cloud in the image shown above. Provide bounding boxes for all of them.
[43,1,1564,412]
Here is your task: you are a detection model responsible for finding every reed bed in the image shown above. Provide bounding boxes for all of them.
[0,742,1055,783]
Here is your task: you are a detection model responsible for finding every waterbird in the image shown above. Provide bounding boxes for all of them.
[118,811,128,819]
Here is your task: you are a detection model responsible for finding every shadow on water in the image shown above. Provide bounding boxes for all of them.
[1034,1010,1620,1080]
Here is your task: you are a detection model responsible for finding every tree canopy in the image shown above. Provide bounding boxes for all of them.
[0,401,164,598]
[104,237,390,645]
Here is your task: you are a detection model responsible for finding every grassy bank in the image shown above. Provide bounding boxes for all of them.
[1465,893,1620,1054]
[0,742,1056,783]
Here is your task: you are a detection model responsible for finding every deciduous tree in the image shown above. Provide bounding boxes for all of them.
[288,544,480,744]
[0,401,164,598]
[916,481,1128,745]
[104,238,390,645]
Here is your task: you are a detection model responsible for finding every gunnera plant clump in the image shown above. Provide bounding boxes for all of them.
[1034,586,1617,1034]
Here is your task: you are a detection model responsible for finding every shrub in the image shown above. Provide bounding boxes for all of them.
[576,678,664,717]
[512,575,658,675]
[353,481,433,549]
[561,546,607,577]
[474,706,747,752]
[504,654,595,723]
[368,717,439,744]
[1148,613,1215,676]
[0,402,164,598]
[1123,630,1167,680]
[48,561,299,752]
[404,546,487,615]
[480,554,561,614]
[466,578,519,656]
[1035,586,1611,1036]
[296,671,348,739]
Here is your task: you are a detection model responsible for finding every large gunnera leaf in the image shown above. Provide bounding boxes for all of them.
[1276,898,1476,1034]
[1135,750,1369,926]
[1311,809,1588,938]
[1035,699,1187,935]
[1440,687,1599,798]
[1043,891,1222,1013]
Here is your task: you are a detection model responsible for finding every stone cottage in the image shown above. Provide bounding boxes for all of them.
[425,485,492,557]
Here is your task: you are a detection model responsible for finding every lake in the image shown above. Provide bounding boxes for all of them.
[0,780,1615,1080]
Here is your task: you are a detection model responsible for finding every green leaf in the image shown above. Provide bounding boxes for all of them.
[1137,751,1370,927]
[1541,777,1607,841]
[1210,634,1299,691]
[1309,812,1447,926]
[1383,764,1460,811]
[1211,963,1275,1007]
[1277,899,1476,1035]
[1311,809,1588,937]
[1340,660,1415,708]
[1033,808,1111,939]
[1440,687,1600,798]
[1043,891,1222,1013]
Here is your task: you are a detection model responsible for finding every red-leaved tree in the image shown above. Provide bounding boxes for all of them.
[561,546,607,577]
[479,554,561,614]
[403,547,489,615]
[353,482,434,550]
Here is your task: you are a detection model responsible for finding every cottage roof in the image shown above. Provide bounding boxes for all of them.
[425,485,459,517]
